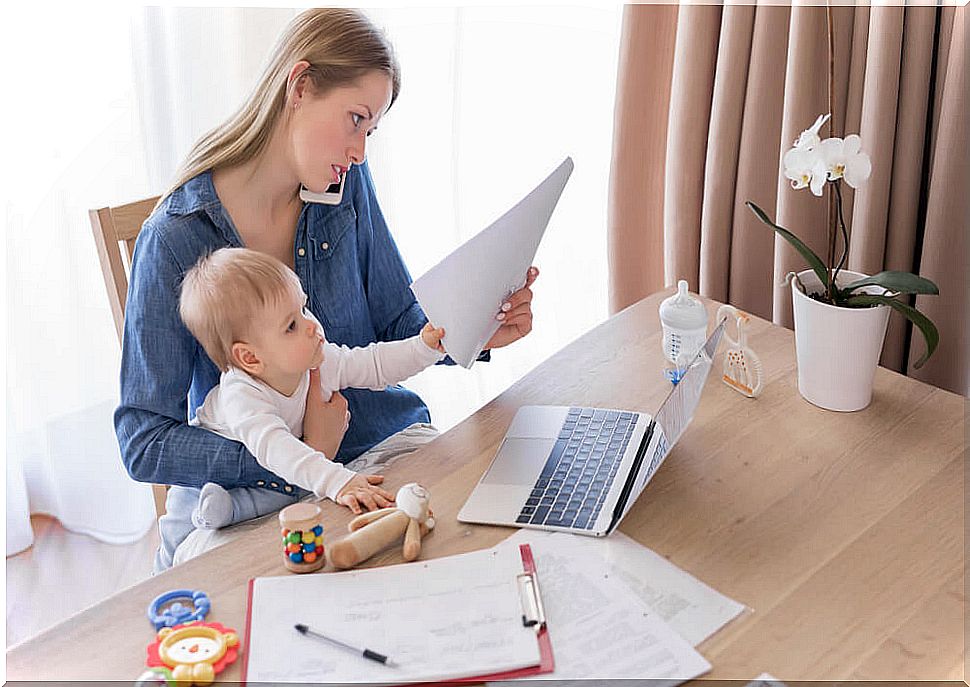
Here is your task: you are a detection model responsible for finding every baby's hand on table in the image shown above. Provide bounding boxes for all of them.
[421,322,446,352]
[337,474,395,514]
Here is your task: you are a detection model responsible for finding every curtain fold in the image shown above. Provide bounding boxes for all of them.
[608,4,968,397]
[912,7,968,391]
[608,5,678,313]
[663,5,721,288]
[699,4,754,304]
[729,6,790,320]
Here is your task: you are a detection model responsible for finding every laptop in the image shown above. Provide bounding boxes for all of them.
[458,320,725,536]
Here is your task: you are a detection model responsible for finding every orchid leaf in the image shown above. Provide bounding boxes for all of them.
[745,201,829,290]
[842,271,939,296]
[844,294,939,369]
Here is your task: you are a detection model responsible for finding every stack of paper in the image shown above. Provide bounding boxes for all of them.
[495,529,747,683]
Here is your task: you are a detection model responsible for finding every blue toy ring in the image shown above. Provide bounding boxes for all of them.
[147,589,211,630]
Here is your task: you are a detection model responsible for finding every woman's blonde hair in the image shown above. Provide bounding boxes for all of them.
[158,8,400,208]
[179,247,304,371]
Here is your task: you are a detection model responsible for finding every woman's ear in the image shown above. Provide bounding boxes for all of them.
[230,342,263,375]
[286,60,313,108]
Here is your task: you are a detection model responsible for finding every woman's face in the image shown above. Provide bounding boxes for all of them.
[290,70,393,194]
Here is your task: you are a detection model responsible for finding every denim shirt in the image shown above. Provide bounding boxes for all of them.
[115,161,486,496]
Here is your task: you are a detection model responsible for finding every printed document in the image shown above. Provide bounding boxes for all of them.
[501,528,746,647]
[410,157,573,368]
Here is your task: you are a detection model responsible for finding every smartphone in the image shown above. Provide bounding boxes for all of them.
[300,171,345,205]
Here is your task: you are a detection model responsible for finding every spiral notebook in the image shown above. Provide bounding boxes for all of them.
[242,544,553,685]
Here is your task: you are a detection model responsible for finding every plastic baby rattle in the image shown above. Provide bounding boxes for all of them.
[145,620,239,686]
[329,483,435,569]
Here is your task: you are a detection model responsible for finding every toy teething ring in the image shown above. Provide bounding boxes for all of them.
[146,621,239,686]
[147,589,211,630]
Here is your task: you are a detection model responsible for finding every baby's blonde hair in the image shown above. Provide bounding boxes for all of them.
[179,247,303,371]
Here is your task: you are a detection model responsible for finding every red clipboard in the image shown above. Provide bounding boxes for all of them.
[240,543,554,685]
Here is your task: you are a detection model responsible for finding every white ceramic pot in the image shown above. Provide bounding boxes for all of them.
[791,269,891,412]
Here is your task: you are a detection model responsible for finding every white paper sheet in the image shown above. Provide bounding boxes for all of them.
[410,157,574,368]
[500,528,746,647]
[497,538,711,683]
[246,546,540,684]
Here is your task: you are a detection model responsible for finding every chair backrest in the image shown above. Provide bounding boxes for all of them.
[89,197,161,343]
[89,196,168,517]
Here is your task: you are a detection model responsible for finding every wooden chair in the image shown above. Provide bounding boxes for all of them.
[89,197,168,518]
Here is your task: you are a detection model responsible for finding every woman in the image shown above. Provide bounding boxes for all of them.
[115,8,538,571]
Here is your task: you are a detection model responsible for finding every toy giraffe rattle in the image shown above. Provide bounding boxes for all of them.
[329,483,436,569]
[716,304,764,398]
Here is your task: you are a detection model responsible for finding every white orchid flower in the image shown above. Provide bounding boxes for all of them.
[792,113,831,150]
[783,146,829,196]
[818,134,872,188]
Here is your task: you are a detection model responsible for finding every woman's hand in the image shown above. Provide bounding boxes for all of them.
[302,368,350,460]
[336,473,396,514]
[484,266,539,350]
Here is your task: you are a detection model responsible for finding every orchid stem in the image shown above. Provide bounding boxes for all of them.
[831,180,849,297]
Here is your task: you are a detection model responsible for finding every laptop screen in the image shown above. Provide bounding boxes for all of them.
[654,319,725,447]
[608,319,726,531]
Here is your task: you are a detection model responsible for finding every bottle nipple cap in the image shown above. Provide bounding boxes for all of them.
[659,280,708,331]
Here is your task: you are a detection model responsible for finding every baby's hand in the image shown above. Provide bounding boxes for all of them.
[336,474,395,514]
[421,322,446,352]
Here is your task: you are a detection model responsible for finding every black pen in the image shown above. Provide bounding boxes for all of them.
[294,623,396,667]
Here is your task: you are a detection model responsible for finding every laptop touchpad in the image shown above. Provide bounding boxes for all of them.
[481,438,555,486]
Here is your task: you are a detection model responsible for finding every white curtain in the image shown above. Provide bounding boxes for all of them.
[5,5,622,556]
[4,6,159,556]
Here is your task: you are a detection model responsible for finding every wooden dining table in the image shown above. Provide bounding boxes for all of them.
[6,290,965,683]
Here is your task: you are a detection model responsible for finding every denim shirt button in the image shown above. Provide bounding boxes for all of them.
[256,480,265,487]
[297,248,306,257]
[284,485,293,493]
[270,482,279,489]
[320,242,329,251]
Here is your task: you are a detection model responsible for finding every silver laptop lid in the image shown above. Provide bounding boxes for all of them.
[607,319,726,532]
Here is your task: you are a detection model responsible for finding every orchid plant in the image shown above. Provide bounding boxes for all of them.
[745,113,940,368]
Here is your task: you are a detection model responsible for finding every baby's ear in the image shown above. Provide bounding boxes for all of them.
[230,342,263,375]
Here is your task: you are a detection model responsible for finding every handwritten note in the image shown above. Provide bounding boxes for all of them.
[246,546,540,684]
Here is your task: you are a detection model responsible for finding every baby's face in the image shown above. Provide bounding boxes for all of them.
[252,287,326,379]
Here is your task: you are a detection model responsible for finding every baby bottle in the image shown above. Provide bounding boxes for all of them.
[659,280,709,384]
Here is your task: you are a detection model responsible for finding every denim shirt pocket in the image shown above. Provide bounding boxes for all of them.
[310,202,356,261]
[308,202,363,337]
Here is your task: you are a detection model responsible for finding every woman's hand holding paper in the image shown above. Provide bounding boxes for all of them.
[485,266,539,350]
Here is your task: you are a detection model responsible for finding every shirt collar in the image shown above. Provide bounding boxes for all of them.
[166,170,243,246]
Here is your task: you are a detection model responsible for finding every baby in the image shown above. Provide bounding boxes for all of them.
[178,247,446,530]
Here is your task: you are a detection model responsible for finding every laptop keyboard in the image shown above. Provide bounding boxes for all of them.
[516,408,638,530]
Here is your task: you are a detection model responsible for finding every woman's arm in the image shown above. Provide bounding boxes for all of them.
[114,221,283,490]
[351,161,490,364]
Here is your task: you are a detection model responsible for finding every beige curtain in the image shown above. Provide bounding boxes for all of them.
[608,4,968,396]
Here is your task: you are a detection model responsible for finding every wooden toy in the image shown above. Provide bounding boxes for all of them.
[329,483,435,569]
[278,502,326,573]
[145,621,239,686]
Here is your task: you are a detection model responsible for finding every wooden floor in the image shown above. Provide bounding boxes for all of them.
[6,514,159,648]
